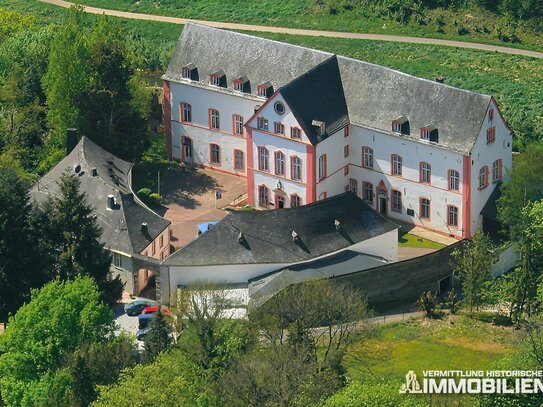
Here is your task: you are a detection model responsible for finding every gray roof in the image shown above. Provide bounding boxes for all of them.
[163,22,332,97]
[165,23,493,154]
[280,55,349,145]
[163,192,398,266]
[30,137,170,255]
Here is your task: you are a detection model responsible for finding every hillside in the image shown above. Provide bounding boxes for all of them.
[62,0,543,50]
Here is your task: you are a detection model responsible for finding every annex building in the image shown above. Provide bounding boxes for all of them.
[163,23,512,240]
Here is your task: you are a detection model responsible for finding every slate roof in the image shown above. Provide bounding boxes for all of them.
[165,23,494,154]
[280,55,349,145]
[30,137,170,255]
[163,192,398,266]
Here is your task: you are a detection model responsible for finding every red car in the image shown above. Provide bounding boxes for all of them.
[142,306,171,316]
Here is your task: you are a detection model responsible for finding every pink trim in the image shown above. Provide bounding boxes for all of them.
[201,165,246,178]
[233,114,244,136]
[290,193,302,207]
[318,153,327,180]
[462,156,471,238]
[209,143,221,166]
[181,136,192,162]
[274,151,285,176]
[447,204,459,228]
[391,189,402,213]
[208,108,220,130]
[290,126,302,140]
[180,102,192,123]
[233,149,245,172]
[246,128,255,206]
[419,197,431,221]
[362,146,373,168]
[290,155,302,182]
[163,80,172,160]
[257,146,269,172]
[306,145,316,204]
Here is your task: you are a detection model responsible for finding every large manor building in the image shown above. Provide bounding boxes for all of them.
[163,23,512,240]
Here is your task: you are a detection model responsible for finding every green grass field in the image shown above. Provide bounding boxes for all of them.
[70,0,543,51]
[3,0,543,148]
[398,233,445,249]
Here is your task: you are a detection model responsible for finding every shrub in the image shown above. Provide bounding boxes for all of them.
[149,192,162,207]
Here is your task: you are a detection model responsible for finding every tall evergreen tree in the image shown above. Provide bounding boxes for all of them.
[144,311,173,362]
[70,353,96,407]
[0,167,44,325]
[37,171,122,306]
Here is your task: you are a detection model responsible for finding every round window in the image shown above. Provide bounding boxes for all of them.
[274,102,285,115]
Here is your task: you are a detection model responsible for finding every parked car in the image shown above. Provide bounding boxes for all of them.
[136,327,151,341]
[124,299,158,316]
[138,313,157,331]
[141,305,170,316]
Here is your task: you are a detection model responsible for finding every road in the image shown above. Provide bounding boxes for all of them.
[39,0,543,59]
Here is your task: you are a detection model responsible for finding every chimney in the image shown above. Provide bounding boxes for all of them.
[66,128,79,155]
[91,168,97,177]
[238,232,245,244]
[435,76,445,84]
[141,222,148,234]
[334,219,341,230]
[291,231,299,242]
[106,194,115,210]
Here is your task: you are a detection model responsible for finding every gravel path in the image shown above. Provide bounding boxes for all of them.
[39,0,543,59]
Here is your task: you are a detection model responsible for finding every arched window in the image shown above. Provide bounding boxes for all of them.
[209,109,220,129]
[290,194,301,207]
[233,114,244,135]
[291,156,302,181]
[258,147,269,172]
[362,147,373,169]
[180,103,192,123]
[448,170,459,191]
[391,154,402,176]
[275,151,285,176]
[448,205,459,227]
[258,185,269,208]
[420,162,431,184]
[420,198,430,219]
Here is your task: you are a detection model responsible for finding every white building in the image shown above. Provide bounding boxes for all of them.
[163,23,512,240]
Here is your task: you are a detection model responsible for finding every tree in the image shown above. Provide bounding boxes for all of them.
[70,353,96,407]
[36,171,122,306]
[451,232,494,312]
[42,6,91,145]
[0,277,113,406]
[417,291,437,318]
[0,166,44,325]
[498,143,543,238]
[143,311,173,362]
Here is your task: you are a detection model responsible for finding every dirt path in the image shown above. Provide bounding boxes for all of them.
[39,0,543,59]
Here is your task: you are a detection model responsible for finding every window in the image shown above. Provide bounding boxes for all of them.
[344,126,349,137]
[479,166,489,189]
[449,170,460,191]
[274,122,285,135]
[257,116,268,131]
[209,109,220,129]
[258,185,269,208]
[344,145,350,158]
[318,154,327,180]
[487,127,496,144]
[420,198,430,219]
[363,182,374,204]
[275,151,285,176]
[393,121,402,132]
[421,129,430,140]
[291,156,302,181]
[291,194,301,207]
[344,165,349,176]
[392,190,402,213]
[362,147,373,169]
[488,108,494,122]
[448,205,459,227]
[392,154,402,176]
[234,150,244,171]
[392,117,410,135]
[274,102,285,115]
[492,159,502,182]
[182,67,191,79]
[151,241,156,256]
[210,144,220,165]
[210,74,221,86]
[291,127,301,139]
[159,235,164,248]
[257,83,273,98]
[420,162,431,184]
[234,79,245,92]
[181,103,192,123]
[258,147,269,172]
[113,252,122,268]
[349,178,358,195]
[233,115,244,135]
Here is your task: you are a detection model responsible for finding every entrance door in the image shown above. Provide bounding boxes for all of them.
[378,190,387,215]
[276,195,285,209]
[182,137,193,163]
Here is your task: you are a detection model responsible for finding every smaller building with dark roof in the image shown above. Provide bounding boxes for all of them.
[31,136,171,296]
[160,193,398,301]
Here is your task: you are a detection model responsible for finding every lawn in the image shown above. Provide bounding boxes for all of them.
[70,0,543,51]
[398,233,445,249]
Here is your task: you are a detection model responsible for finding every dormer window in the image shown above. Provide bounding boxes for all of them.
[421,125,439,143]
[209,70,226,88]
[488,108,494,122]
[257,81,273,98]
[234,76,249,93]
[392,116,410,135]
[312,120,326,136]
[181,63,197,80]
